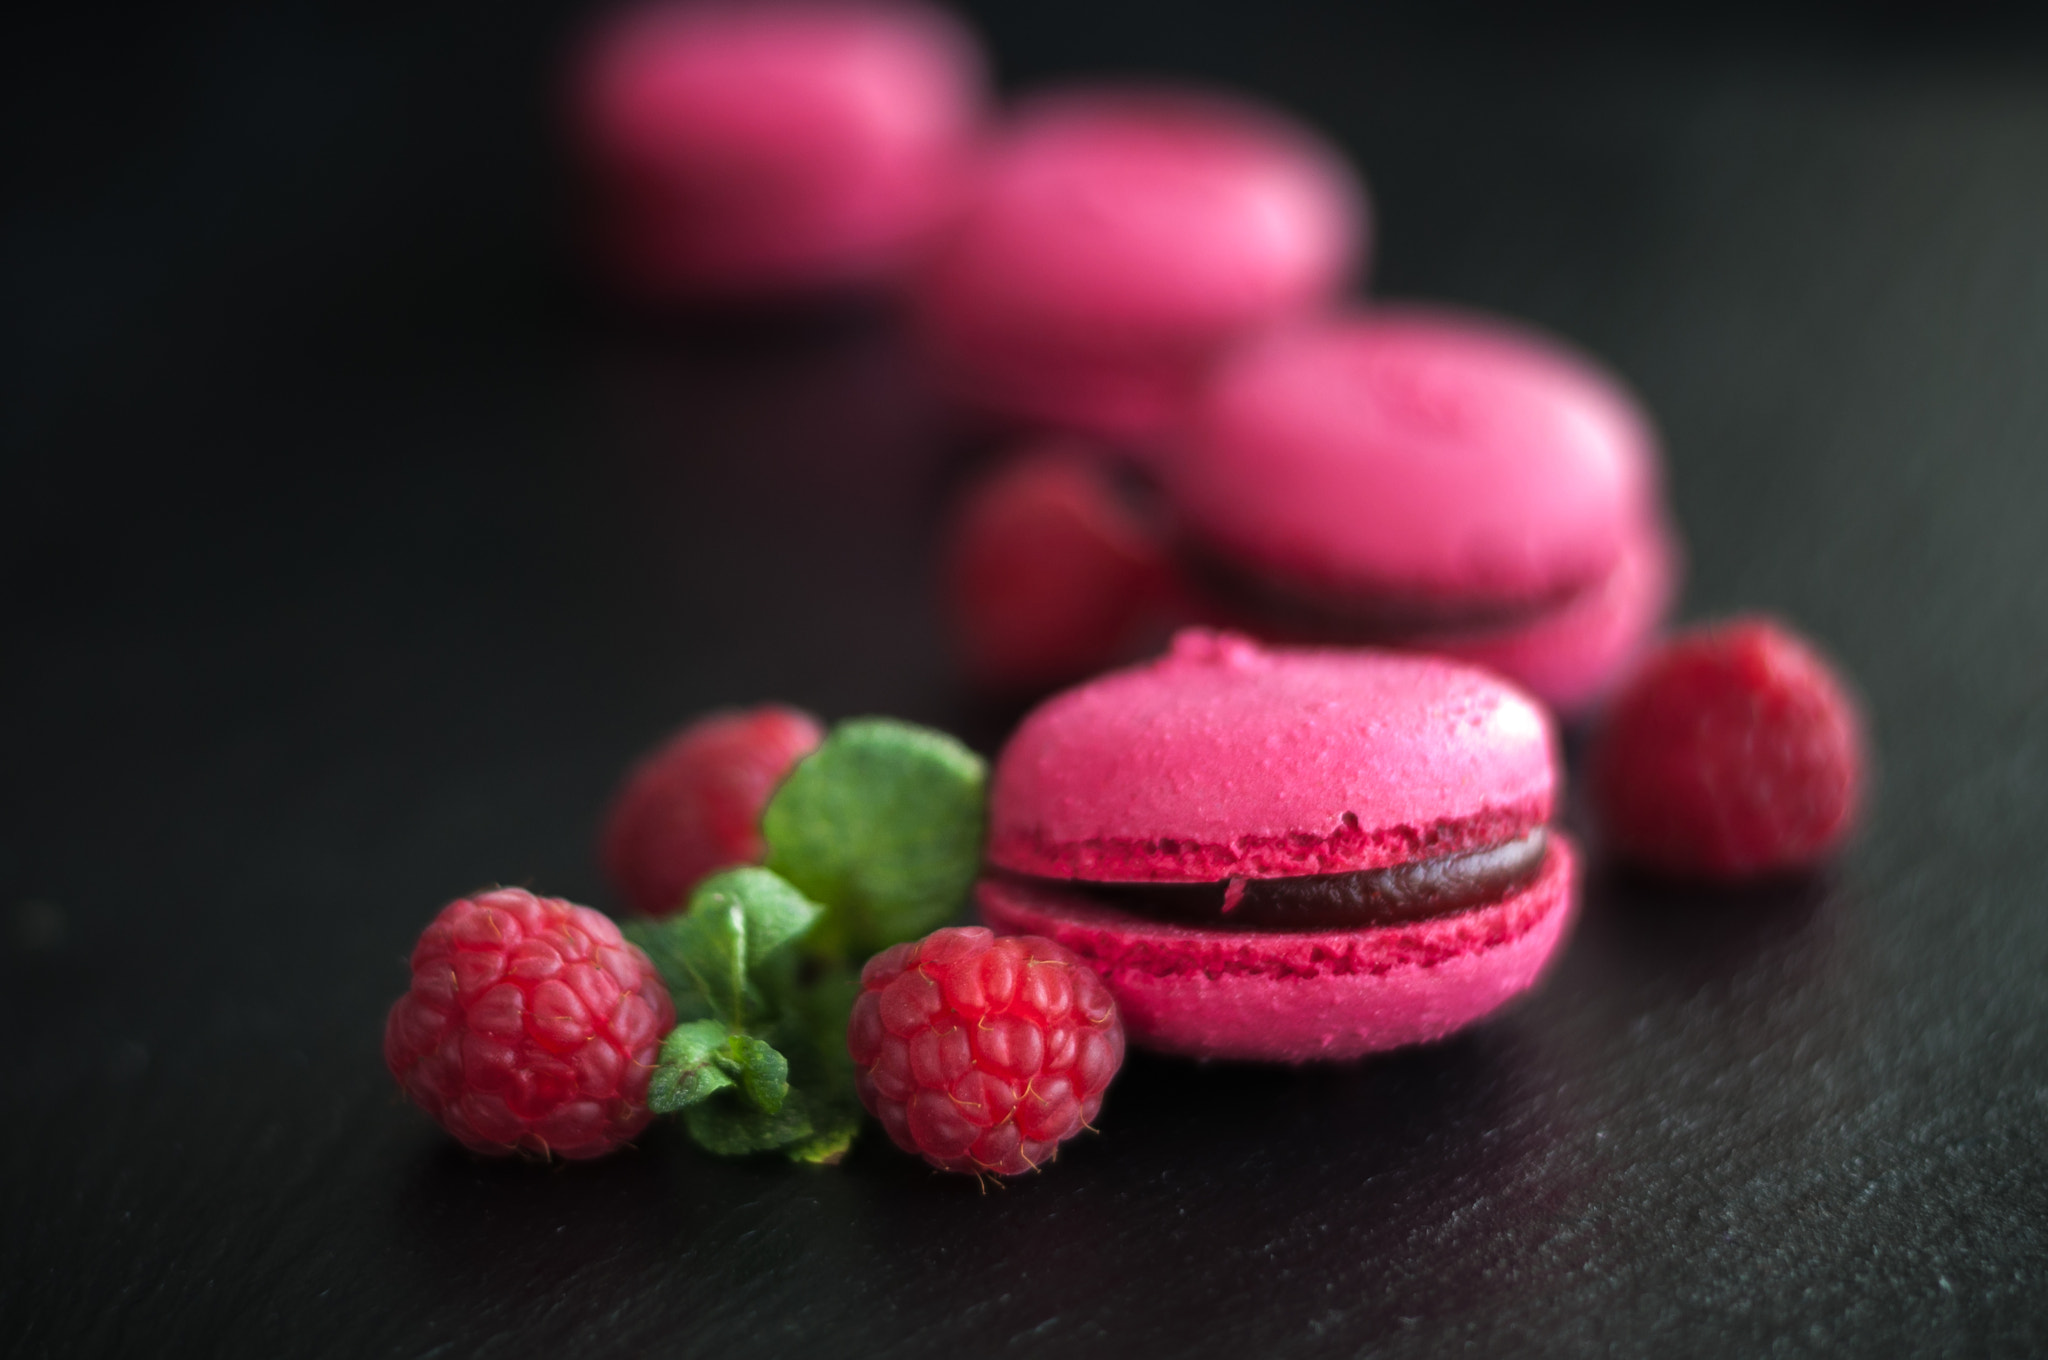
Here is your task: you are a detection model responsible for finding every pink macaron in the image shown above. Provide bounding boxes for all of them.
[574,0,987,300]
[1163,306,1680,713]
[912,87,1367,441]
[977,628,1576,1062]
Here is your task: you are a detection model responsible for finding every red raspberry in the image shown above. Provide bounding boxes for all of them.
[602,705,823,916]
[942,445,1179,694]
[384,889,677,1159]
[847,926,1125,1176]
[1592,617,1867,879]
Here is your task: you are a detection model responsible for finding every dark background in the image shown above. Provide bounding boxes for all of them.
[7,2,2048,1356]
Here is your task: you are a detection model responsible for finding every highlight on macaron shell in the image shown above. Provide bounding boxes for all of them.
[978,628,1577,1062]
[911,85,1368,441]
[573,0,989,300]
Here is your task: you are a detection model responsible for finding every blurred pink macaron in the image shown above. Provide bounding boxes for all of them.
[574,0,987,300]
[978,629,1575,1062]
[1164,306,1681,713]
[912,87,1368,442]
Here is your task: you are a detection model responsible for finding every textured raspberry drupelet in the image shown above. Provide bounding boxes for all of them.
[1592,617,1866,879]
[603,705,823,916]
[385,889,677,1159]
[848,926,1124,1175]
[943,446,1180,696]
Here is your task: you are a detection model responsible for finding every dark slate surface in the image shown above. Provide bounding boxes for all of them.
[6,3,2048,1356]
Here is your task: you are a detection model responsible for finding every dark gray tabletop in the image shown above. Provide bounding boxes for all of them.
[6,3,2048,1356]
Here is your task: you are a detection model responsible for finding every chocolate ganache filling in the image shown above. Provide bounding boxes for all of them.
[1007,829,1549,932]
[1183,545,1594,643]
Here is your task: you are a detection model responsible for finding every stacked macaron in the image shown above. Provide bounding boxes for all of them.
[979,629,1575,1061]
[943,307,1678,712]
[1163,307,1678,713]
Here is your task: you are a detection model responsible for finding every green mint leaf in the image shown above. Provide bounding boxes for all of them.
[619,918,713,1023]
[794,967,865,1068]
[672,896,749,1026]
[786,1103,861,1165]
[705,866,827,961]
[761,718,987,957]
[684,1086,816,1157]
[719,1033,790,1114]
[658,1018,731,1070]
[775,965,862,1116]
[772,964,863,1164]
[653,1063,736,1113]
[645,868,826,1028]
[634,870,869,1164]
[647,1019,739,1114]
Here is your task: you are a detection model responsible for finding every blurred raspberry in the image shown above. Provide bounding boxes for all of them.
[385,889,677,1159]
[848,926,1124,1175]
[1592,617,1867,879]
[603,705,823,916]
[943,445,1181,694]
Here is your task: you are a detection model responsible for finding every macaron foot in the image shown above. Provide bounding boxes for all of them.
[979,836,1577,1063]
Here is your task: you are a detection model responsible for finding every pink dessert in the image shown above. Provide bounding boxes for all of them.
[912,87,1367,441]
[574,0,987,299]
[977,629,1576,1062]
[1163,306,1680,713]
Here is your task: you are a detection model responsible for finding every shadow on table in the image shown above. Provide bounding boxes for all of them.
[1567,859,1848,1004]
[390,1121,690,1263]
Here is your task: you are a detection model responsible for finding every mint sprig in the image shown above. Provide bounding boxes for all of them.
[635,866,819,1028]
[625,717,988,1168]
[625,868,859,1163]
[761,717,988,958]
[647,1020,791,1112]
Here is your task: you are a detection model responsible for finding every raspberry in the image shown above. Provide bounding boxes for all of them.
[602,705,823,916]
[1592,617,1867,879]
[847,926,1124,1175]
[942,446,1179,694]
[385,889,677,1159]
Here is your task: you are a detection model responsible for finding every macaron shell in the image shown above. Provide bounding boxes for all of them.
[927,90,1363,335]
[1426,512,1679,714]
[578,0,985,294]
[988,631,1556,882]
[1171,307,1660,605]
[1200,514,1679,716]
[978,835,1576,1062]
[914,88,1365,437]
